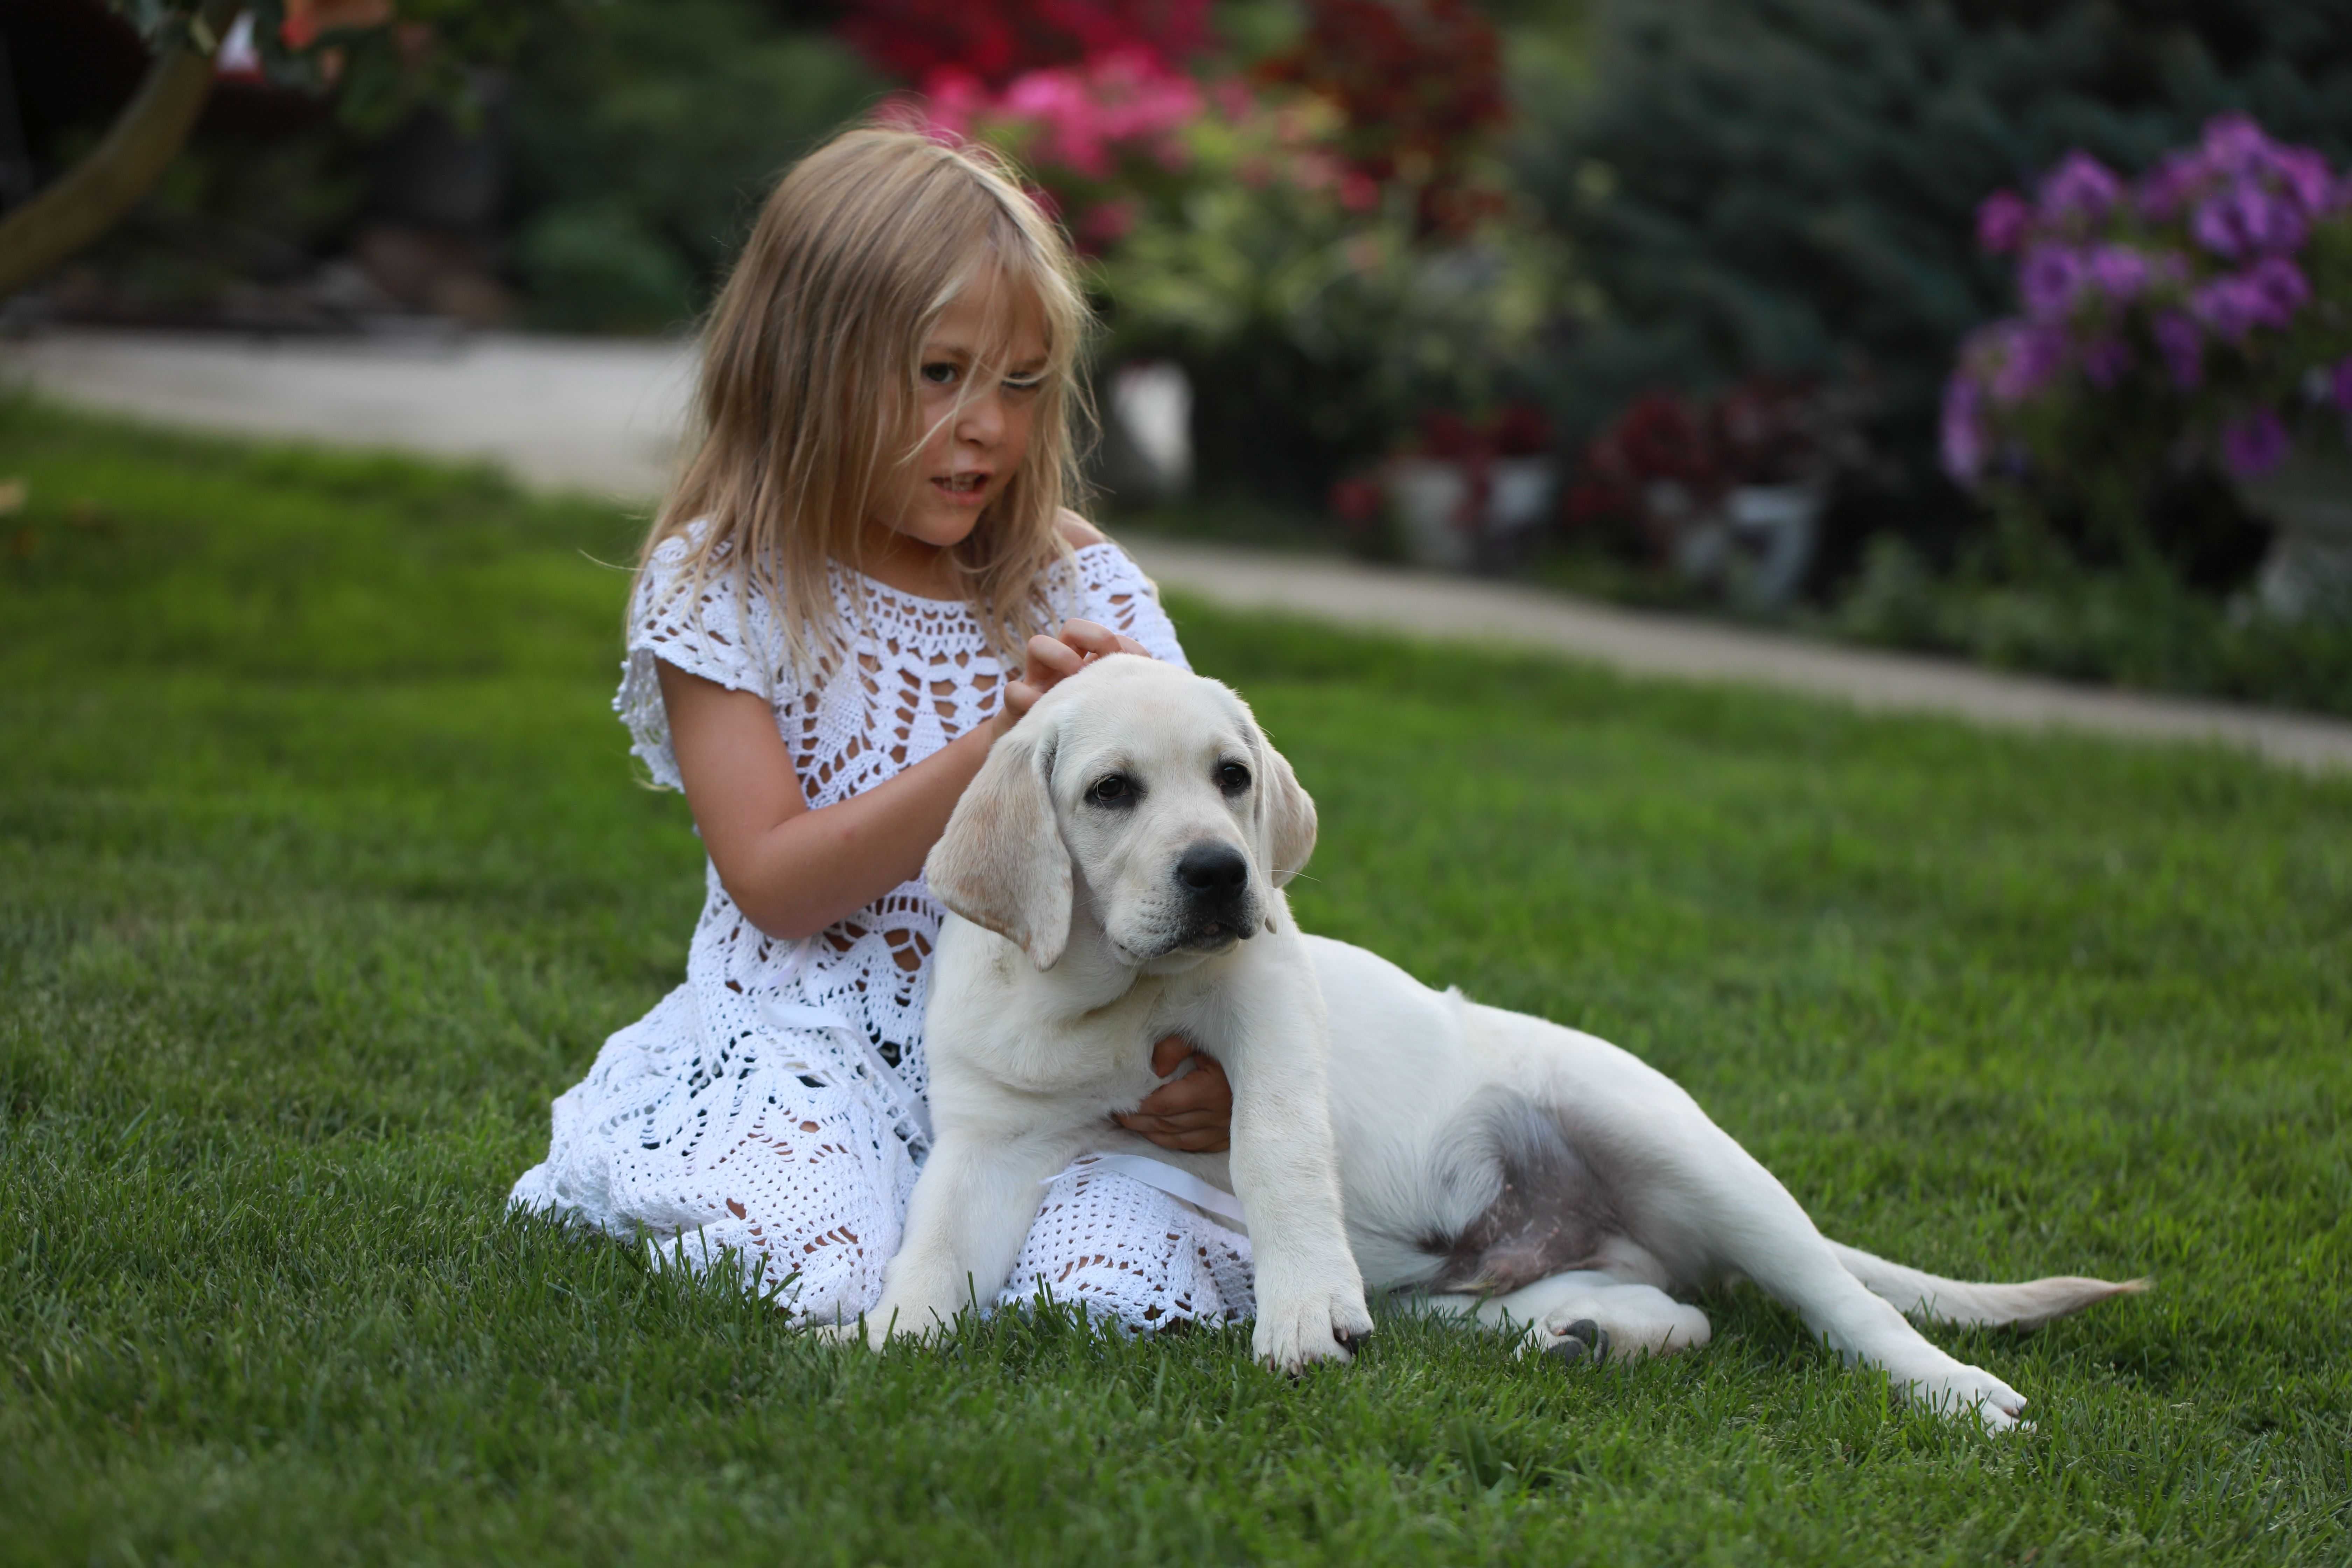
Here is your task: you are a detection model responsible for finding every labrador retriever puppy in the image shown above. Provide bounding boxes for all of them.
[864,656,2140,1427]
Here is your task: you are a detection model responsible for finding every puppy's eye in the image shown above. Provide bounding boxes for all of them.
[1216,762,1251,794]
[1087,774,1133,806]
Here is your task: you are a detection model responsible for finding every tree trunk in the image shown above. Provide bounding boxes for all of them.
[0,2,239,301]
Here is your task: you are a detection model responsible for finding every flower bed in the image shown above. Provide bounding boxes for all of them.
[1941,117,2352,551]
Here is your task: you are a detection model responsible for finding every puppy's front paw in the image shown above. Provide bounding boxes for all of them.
[1898,1356,2030,1433]
[1252,1282,1376,1373]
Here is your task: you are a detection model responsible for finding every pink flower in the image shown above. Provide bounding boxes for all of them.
[2085,244,2154,302]
[1078,199,1138,247]
[1941,370,1987,483]
[2245,255,2311,324]
[1981,321,2066,406]
[2036,151,2123,224]
[2019,245,2086,321]
[2220,409,2290,476]
[2192,183,2308,259]
[2151,310,2203,389]
[2081,337,2132,387]
[1976,190,2030,253]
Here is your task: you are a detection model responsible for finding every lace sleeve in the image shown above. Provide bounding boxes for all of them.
[614,528,788,791]
[1071,541,1191,671]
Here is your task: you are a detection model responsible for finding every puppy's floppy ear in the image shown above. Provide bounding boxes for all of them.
[925,719,1072,969]
[1251,721,1318,888]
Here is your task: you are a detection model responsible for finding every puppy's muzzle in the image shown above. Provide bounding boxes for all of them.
[1174,841,1256,947]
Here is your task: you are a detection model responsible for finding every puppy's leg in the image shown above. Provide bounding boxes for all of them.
[1420,1271,1712,1365]
[1621,1116,2033,1430]
[857,1128,1073,1349]
[1217,952,1376,1372]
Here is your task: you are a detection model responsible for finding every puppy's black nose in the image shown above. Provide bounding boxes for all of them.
[1176,843,1248,899]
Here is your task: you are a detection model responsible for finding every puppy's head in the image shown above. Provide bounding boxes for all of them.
[925,656,1315,970]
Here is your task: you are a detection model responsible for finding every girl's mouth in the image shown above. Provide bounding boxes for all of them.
[932,472,990,505]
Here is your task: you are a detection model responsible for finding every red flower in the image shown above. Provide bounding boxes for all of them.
[1329,476,1385,525]
[1254,0,1509,238]
[838,0,1212,91]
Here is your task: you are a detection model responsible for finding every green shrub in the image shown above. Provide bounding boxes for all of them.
[1833,533,2352,714]
[505,0,883,334]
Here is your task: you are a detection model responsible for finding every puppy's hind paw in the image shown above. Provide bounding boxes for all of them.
[1540,1317,1610,1369]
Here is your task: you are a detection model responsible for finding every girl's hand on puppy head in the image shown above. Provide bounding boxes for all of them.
[993,617,1153,739]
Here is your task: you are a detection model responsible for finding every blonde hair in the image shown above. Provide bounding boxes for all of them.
[639,124,1094,674]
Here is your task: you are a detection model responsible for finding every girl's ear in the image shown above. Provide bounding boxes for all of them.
[925,719,1072,969]
[1252,720,1318,888]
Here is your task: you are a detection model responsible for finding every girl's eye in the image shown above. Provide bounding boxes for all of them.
[1216,762,1251,794]
[1088,775,1132,806]
[1003,374,1046,395]
[921,362,961,387]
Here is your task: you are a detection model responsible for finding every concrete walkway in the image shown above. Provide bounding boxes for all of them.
[11,326,2350,773]
[3,327,696,499]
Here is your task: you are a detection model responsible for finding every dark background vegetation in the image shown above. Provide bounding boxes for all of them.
[7,0,2352,707]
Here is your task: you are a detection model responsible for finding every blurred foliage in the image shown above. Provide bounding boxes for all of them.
[107,0,558,133]
[1512,0,2352,519]
[63,127,365,309]
[1254,0,1511,236]
[502,0,882,332]
[897,17,1564,507]
[1102,165,1567,506]
[1832,527,2352,714]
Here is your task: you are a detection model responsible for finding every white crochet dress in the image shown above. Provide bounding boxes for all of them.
[510,530,1255,1331]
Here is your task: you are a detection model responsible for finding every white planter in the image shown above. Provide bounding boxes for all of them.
[1488,458,1558,535]
[1724,483,1825,606]
[2239,449,2352,620]
[1670,483,1824,607]
[1384,457,1558,572]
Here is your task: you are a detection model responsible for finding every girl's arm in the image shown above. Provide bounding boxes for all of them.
[667,601,1237,1155]
[659,618,1135,941]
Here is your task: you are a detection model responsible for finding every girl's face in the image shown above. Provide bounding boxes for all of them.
[871,272,1050,552]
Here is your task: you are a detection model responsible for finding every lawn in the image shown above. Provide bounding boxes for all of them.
[2,401,2347,1565]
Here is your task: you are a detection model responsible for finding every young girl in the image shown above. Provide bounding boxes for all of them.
[509,125,1255,1333]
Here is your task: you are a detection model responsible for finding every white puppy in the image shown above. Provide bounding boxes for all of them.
[863,656,2141,1426]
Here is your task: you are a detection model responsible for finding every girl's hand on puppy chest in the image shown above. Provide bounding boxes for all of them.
[1113,1035,1232,1154]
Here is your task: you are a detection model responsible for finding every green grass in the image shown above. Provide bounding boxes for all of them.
[3,400,2348,1565]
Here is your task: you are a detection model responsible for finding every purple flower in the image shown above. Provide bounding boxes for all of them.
[2037,151,2123,223]
[1941,371,1987,483]
[2019,244,2087,320]
[1989,322,2068,405]
[2085,244,2153,301]
[2220,409,2290,477]
[2333,355,2352,411]
[2244,255,2310,326]
[2081,337,2132,387]
[2192,183,2309,259]
[2137,149,2207,221]
[2152,310,2203,389]
[2202,114,2275,178]
[2274,147,2334,215]
[2191,274,2264,342]
[1976,190,2031,253]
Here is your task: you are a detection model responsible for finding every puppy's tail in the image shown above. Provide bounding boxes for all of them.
[1827,1240,2147,1330]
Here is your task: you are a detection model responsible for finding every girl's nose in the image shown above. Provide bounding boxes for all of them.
[957,389,1005,446]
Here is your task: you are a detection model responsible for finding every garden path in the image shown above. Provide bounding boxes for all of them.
[10,325,2350,773]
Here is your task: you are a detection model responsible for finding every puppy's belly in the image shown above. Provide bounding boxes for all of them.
[1302,936,1633,1295]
